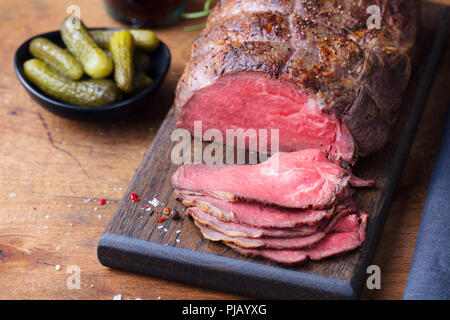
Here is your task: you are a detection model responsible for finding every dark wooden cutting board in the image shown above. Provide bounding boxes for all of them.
[97,4,449,299]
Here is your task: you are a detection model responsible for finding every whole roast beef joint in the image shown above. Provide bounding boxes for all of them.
[172,0,417,265]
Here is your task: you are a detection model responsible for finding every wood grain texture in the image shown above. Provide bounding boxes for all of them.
[0,0,449,300]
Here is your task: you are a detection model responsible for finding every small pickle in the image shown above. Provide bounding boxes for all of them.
[90,29,160,51]
[134,50,151,72]
[110,30,135,93]
[88,30,112,49]
[61,16,113,79]
[23,58,122,107]
[129,29,160,51]
[29,37,83,80]
[133,71,153,93]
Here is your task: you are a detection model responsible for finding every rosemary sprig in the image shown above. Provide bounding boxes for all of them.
[181,10,210,19]
[203,0,212,11]
[182,0,213,31]
[183,23,207,31]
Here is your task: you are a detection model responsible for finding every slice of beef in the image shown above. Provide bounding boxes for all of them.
[174,0,417,161]
[226,213,368,265]
[191,208,361,249]
[172,149,354,209]
[186,207,320,238]
[194,221,326,249]
[173,149,373,209]
[186,200,355,240]
[176,190,335,228]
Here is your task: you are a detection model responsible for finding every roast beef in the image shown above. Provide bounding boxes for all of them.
[192,211,363,250]
[176,190,335,228]
[174,0,417,161]
[174,149,371,263]
[172,149,372,209]
[185,195,357,239]
[186,206,321,238]
[193,220,326,249]
[226,213,368,265]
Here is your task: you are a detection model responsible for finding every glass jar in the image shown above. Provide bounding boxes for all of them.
[104,0,187,28]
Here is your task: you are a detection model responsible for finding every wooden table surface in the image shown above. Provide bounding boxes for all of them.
[0,0,449,300]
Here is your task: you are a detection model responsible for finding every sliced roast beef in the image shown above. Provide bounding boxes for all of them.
[176,190,335,228]
[193,212,364,250]
[194,221,326,249]
[186,207,320,238]
[226,213,368,265]
[172,149,356,209]
[174,0,417,161]
[173,148,372,263]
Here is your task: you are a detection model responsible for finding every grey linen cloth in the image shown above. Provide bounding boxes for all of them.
[403,107,450,300]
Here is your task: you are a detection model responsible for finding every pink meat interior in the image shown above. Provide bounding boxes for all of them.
[177,72,354,162]
[171,149,350,209]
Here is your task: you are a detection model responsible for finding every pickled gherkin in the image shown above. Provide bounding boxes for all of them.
[29,37,83,80]
[23,58,122,107]
[90,29,160,51]
[133,50,151,73]
[61,16,113,79]
[89,30,115,50]
[133,71,153,93]
[129,29,160,51]
[110,31,135,93]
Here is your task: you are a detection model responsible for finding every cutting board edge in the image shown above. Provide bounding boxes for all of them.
[98,233,358,300]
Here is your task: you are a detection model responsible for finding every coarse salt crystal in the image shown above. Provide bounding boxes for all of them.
[149,198,159,207]
[176,239,180,243]
[45,215,50,219]
[83,197,91,203]
[44,226,48,230]
[56,246,60,250]
[98,214,102,220]
[113,294,122,300]
[157,225,163,229]
[10,193,16,198]
[176,230,182,234]
[164,228,168,232]
[135,298,142,300]
[65,232,71,236]
[68,204,72,208]
[55,265,61,271]
[94,207,98,211]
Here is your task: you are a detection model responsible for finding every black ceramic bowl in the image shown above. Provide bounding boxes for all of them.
[14,28,171,120]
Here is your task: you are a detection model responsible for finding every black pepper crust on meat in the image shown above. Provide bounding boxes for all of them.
[174,0,418,157]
